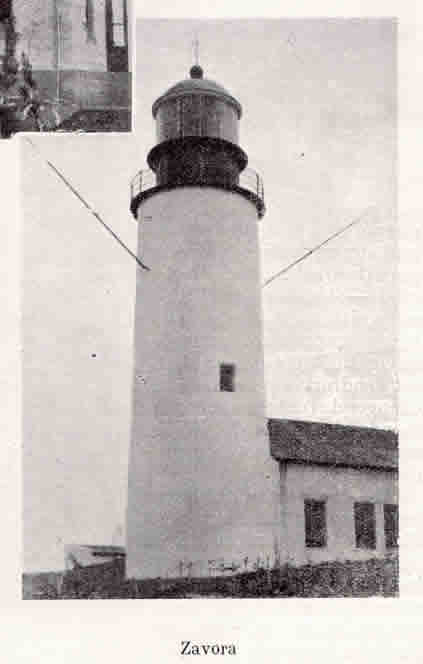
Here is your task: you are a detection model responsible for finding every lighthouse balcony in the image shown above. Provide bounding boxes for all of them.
[130,165,265,219]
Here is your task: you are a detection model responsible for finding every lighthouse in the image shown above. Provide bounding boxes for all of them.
[126,62,281,579]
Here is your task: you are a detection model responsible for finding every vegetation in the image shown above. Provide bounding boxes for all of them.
[23,554,398,599]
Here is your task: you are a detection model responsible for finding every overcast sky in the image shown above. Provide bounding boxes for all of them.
[22,18,396,572]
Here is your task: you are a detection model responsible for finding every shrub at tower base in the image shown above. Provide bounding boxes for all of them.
[23,554,398,598]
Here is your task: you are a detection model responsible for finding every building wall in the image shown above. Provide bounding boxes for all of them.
[126,187,282,579]
[59,0,107,71]
[14,0,107,71]
[14,0,55,69]
[279,462,398,566]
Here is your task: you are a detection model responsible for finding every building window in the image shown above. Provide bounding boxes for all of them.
[113,23,125,47]
[107,0,126,48]
[304,499,327,548]
[220,363,235,392]
[384,504,398,549]
[0,22,6,67]
[354,502,376,550]
[84,0,96,43]
[0,1,12,22]
[0,0,12,73]
[105,0,128,72]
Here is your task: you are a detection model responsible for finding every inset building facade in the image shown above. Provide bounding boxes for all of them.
[0,0,131,132]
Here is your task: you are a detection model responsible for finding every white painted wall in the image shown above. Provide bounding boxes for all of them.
[14,0,108,70]
[126,187,281,579]
[279,462,398,566]
[59,0,107,71]
[14,0,55,68]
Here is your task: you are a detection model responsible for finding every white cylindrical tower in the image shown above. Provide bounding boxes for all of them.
[126,64,281,580]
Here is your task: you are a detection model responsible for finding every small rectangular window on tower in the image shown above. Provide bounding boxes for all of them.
[220,363,235,392]
[384,504,398,549]
[304,499,327,548]
[354,501,376,549]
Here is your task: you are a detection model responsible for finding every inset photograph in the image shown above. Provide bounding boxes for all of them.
[0,0,131,137]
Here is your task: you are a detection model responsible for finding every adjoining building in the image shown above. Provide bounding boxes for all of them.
[65,544,126,570]
[23,546,127,599]
[268,419,398,566]
[0,0,131,134]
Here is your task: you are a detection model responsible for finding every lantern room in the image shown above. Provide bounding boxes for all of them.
[130,64,265,219]
[147,64,247,190]
[152,64,242,145]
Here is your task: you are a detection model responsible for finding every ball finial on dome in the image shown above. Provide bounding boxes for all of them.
[190,64,203,79]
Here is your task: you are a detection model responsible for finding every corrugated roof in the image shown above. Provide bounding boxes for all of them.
[268,419,398,471]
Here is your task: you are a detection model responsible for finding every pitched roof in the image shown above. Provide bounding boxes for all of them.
[83,545,126,557]
[268,419,398,471]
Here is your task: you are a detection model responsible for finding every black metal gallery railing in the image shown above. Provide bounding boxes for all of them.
[130,166,265,218]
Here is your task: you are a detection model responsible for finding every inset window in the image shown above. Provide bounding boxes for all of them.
[384,504,398,549]
[304,499,327,548]
[0,1,11,22]
[220,363,235,392]
[354,501,376,549]
[0,22,6,68]
[105,0,128,72]
[0,0,12,73]
[84,0,96,43]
